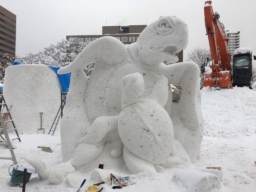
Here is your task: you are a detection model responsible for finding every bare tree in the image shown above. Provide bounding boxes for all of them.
[187,47,211,74]
[16,38,90,67]
[0,53,15,79]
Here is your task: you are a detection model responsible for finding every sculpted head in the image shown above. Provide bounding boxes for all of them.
[135,16,188,65]
[122,73,144,109]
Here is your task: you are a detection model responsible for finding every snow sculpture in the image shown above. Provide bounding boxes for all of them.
[81,73,175,173]
[119,73,173,172]
[49,16,203,183]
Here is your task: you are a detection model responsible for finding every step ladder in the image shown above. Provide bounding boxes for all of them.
[48,92,67,135]
[0,109,18,164]
[0,94,21,142]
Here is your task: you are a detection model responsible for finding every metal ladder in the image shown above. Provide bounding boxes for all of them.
[48,92,67,135]
[0,109,18,164]
[0,94,21,142]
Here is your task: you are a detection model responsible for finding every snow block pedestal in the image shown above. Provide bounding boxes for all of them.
[4,64,61,133]
[172,169,221,192]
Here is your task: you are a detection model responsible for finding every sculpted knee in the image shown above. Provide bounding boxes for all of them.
[185,61,200,76]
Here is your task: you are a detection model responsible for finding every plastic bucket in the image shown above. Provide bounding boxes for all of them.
[9,165,36,187]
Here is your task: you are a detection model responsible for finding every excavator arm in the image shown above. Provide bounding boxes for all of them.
[203,1,232,88]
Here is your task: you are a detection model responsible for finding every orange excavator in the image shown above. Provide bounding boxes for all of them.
[203,0,233,88]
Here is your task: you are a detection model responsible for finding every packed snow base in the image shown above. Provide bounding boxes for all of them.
[1,87,256,191]
[3,64,61,133]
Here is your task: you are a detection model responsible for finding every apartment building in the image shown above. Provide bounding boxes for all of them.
[67,25,183,62]
[0,6,16,57]
[226,31,240,54]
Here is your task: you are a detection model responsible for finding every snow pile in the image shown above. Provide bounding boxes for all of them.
[172,169,221,191]
[4,64,61,133]
[204,66,212,74]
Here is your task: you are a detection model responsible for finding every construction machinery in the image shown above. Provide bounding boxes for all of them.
[203,1,256,88]
[203,0,232,88]
[232,48,255,88]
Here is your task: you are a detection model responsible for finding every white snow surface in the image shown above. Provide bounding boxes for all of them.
[1,86,256,191]
[3,64,61,133]
[233,47,253,55]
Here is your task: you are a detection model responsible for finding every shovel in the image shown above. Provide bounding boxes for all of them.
[37,146,52,153]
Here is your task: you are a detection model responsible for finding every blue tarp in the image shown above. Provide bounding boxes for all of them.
[13,61,21,65]
[11,62,71,92]
[49,66,71,92]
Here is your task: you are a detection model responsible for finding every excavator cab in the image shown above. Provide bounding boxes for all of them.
[232,49,254,88]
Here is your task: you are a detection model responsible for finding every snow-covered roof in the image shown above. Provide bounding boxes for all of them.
[226,31,240,34]
[233,47,253,55]
[204,3,211,7]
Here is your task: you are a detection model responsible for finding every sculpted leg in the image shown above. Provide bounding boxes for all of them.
[49,142,104,184]
[164,139,190,168]
[110,140,123,157]
[123,146,156,174]
[48,161,76,184]
[71,143,104,167]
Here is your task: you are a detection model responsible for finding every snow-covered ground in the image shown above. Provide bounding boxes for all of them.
[1,87,256,191]
[200,87,256,192]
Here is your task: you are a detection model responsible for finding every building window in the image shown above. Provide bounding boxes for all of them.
[119,26,129,33]
[129,37,136,42]
[121,37,128,42]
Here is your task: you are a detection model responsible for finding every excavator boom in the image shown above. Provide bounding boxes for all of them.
[203,1,232,88]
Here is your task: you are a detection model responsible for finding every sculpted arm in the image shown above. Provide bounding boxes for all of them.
[148,76,169,107]
[160,61,203,161]
[160,61,201,125]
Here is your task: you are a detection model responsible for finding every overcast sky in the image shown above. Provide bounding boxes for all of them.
[1,0,256,59]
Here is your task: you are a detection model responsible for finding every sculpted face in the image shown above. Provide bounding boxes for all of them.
[136,16,188,65]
